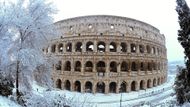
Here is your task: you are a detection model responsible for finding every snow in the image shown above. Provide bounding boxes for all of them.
[29,74,176,107]
[0,96,21,107]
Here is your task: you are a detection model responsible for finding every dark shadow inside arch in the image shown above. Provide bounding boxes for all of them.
[65,80,71,90]
[96,82,105,93]
[85,81,93,93]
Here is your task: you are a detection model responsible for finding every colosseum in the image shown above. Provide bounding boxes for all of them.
[44,15,168,94]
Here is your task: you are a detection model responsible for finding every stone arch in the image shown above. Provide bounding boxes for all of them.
[65,80,71,90]
[109,82,117,93]
[131,43,136,53]
[146,45,151,54]
[131,61,137,71]
[161,77,164,84]
[58,43,63,53]
[153,78,157,87]
[147,79,152,88]
[109,42,117,52]
[110,61,117,72]
[75,42,82,52]
[51,44,56,53]
[74,81,81,92]
[96,82,105,93]
[56,79,62,89]
[85,81,93,93]
[131,81,137,91]
[120,42,127,52]
[97,61,106,73]
[139,44,145,53]
[86,41,94,52]
[75,61,81,72]
[85,61,93,72]
[64,61,71,71]
[120,81,127,92]
[121,61,128,72]
[66,42,72,52]
[97,41,106,52]
[56,61,62,70]
[140,80,146,90]
[140,62,144,71]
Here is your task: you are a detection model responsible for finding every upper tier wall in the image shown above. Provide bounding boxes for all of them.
[54,15,166,46]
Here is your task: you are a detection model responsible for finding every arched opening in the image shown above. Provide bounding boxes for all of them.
[58,43,63,53]
[96,82,105,93]
[161,77,164,84]
[152,47,156,54]
[120,81,127,92]
[131,43,136,53]
[85,61,93,72]
[85,81,93,93]
[109,82,117,93]
[140,62,144,71]
[51,44,56,53]
[74,81,81,92]
[120,42,127,52]
[139,45,144,53]
[65,80,71,90]
[153,62,156,70]
[158,78,160,85]
[121,61,128,72]
[97,61,105,76]
[56,61,62,70]
[75,61,81,72]
[131,81,137,91]
[153,78,157,87]
[131,62,137,71]
[147,79,152,88]
[110,61,117,72]
[66,43,72,52]
[86,41,94,52]
[109,42,117,52]
[56,79,62,89]
[148,62,152,71]
[64,61,71,71]
[75,42,82,52]
[97,41,106,52]
[140,80,145,90]
[146,45,151,54]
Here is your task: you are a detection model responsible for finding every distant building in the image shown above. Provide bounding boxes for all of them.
[43,15,168,94]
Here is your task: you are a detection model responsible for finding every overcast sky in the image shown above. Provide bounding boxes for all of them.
[53,0,190,62]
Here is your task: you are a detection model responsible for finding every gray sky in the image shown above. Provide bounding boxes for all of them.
[53,0,190,62]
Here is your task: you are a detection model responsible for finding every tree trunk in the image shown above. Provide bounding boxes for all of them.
[16,60,20,101]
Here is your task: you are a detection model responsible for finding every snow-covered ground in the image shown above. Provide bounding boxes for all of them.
[0,74,176,107]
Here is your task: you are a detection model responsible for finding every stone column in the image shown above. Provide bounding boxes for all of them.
[82,41,86,52]
[106,60,110,73]
[116,42,120,53]
[72,41,75,52]
[106,42,109,52]
[71,59,74,72]
[94,41,97,52]
[116,81,120,93]
[105,82,109,94]
[127,43,131,53]
[117,61,121,73]
[63,43,66,53]
[81,59,84,74]
[93,61,96,72]
[92,81,96,94]
[56,43,59,53]
[136,44,139,53]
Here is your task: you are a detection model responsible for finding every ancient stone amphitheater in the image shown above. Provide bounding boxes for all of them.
[44,15,167,94]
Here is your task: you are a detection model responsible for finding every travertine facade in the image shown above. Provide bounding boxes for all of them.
[44,15,167,94]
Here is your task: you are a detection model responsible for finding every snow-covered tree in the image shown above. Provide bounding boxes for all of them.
[175,0,190,105]
[0,0,57,102]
